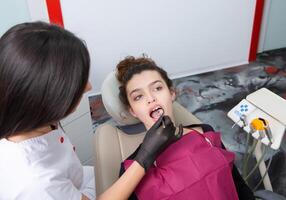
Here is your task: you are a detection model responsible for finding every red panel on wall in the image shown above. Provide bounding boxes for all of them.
[46,0,64,27]
[249,0,264,61]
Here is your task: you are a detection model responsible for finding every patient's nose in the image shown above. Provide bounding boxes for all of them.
[147,94,156,104]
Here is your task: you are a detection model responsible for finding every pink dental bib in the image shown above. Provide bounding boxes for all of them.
[123,130,239,200]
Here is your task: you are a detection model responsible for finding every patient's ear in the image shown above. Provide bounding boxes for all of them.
[170,88,176,101]
[129,107,137,118]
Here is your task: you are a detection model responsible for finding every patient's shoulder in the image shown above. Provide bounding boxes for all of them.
[183,124,215,135]
[183,127,203,135]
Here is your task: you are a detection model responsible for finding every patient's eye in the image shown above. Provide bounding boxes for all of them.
[153,82,163,92]
[134,94,143,101]
[154,86,163,91]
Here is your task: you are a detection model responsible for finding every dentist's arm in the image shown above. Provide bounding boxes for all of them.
[96,161,144,200]
[97,116,182,200]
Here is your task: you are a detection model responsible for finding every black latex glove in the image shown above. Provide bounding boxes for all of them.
[135,115,183,171]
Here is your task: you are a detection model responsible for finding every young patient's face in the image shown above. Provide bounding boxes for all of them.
[126,70,175,130]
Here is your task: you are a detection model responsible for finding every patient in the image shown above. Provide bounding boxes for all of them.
[116,55,242,200]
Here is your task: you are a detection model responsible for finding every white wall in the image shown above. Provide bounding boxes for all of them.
[61,0,256,93]
[25,0,49,23]
[258,0,286,52]
[0,0,31,36]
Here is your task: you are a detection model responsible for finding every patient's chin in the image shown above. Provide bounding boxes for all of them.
[146,118,160,130]
[145,122,154,130]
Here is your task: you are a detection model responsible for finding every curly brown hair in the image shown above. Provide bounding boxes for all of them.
[116,55,173,106]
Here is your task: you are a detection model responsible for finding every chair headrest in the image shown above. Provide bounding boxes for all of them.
[101,71,140,125]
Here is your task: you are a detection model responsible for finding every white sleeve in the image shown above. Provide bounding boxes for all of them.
[18,178,83,200]
[80,166,96,200]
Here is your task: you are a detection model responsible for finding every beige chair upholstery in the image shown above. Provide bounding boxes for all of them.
[93,71,201,195]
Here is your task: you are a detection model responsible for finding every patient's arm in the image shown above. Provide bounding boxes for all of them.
[97,161,145,200]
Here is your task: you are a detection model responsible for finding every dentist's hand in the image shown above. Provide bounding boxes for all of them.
[135,115,183,171]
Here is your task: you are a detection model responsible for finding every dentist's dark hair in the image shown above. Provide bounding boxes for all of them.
[116,55,172,106]
[0,21,90,139]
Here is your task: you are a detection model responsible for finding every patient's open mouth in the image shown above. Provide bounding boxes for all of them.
[150,106,164,119]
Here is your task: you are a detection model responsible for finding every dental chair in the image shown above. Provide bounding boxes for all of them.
[92,71,286,200]
[92,71,201,195]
